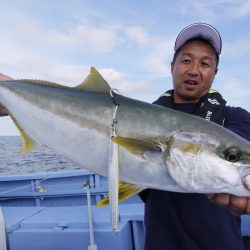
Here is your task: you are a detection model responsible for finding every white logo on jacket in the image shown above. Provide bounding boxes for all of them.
[206,111,212,120]
[208,98,220,105]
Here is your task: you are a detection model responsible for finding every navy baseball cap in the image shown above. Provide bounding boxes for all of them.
[174,23,222,55]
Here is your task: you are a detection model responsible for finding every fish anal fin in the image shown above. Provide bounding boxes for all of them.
[97,181,145,207]
[75,67,111,93]
[10,115,38,154]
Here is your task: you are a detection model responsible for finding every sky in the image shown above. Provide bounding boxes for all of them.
[1,0,250,135]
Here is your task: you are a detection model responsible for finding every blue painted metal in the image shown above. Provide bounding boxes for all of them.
[2,206,137,250]
[241,215,250,236]
[0,170,145,250]
[0,169,250,250]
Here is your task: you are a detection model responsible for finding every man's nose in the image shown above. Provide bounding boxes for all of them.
[188,63,199,76]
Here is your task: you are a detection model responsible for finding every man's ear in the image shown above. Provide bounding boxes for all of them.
[171,61,174,73]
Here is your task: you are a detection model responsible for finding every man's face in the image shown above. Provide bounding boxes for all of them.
[171,40,218,103]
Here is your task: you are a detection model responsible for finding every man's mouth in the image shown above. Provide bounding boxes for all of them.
[185,80,198,85]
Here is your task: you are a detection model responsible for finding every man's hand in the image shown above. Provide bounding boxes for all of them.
[0,104,8,116]
[207,194,250,216]
[0,73,13,81]
[0,73,13,116]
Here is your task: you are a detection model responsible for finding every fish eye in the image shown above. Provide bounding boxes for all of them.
[224,147,241,162]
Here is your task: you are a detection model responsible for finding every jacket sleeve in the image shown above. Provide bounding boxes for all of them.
[224,106,250,142]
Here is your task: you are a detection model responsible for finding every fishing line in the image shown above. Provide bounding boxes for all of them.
[0,170,77,197]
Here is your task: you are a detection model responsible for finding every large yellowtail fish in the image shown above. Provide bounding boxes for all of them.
[1,67,250,231]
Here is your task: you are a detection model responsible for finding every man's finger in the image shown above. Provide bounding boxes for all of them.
[0,104,8,116]
[213,194,230,208]
[230,196,247,215]
[246,200,250,214]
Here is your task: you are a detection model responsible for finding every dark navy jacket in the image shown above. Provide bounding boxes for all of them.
[141,93,250,250]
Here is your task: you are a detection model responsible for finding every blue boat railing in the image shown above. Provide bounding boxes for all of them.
[0,169,249,250]
[0,170,145,250]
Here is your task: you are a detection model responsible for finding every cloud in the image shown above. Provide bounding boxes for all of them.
[125,26,150,46]
[0,38,90,85]
[0,12,119,54]
[214,71,250,111]
[38,64,90,86]
[100,67,150,95]
[178,0,217,21]
[143,39,174,77]
[98,67,169,103]
[222,39,250,58]
[176,0,249,21]
[0,40,69,81]
[46,24,119,53]
[0,12,175,82]
[231,1,250,18]
[0,7,174,80]
[0,15,120,81]
[124,25,174,76]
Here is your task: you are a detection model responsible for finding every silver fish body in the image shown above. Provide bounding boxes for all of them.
[1,71,250,197]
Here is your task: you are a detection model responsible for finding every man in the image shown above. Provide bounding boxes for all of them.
[140,23,250,250]
[1,23,250,249]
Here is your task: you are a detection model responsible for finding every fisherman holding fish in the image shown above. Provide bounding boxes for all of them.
[1,23,250,250]
[139,23,250,250]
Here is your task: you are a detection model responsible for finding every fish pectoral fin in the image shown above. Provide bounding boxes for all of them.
[112,136,160,155]
[10,114,38,154]
[97,181,145,207]
[75,67,111,93]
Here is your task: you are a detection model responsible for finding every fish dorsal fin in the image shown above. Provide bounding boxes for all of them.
[112,136,161,155]
[97,181,145,207]
[9,113,38,154]
[75,67,111,93]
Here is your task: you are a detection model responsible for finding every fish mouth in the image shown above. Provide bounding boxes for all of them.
[242,175,250,191]
[241,171,250,191]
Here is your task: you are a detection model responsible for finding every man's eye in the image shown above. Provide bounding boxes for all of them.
[182,59,190,64]
[201,62,210,67]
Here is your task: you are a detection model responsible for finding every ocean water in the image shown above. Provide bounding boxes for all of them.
[0,136,82,175]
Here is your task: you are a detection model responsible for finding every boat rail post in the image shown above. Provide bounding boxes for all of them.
[0,206,7,250]
[83,181,98,250]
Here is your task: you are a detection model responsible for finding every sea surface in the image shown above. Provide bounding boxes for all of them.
[0,136,82,176]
